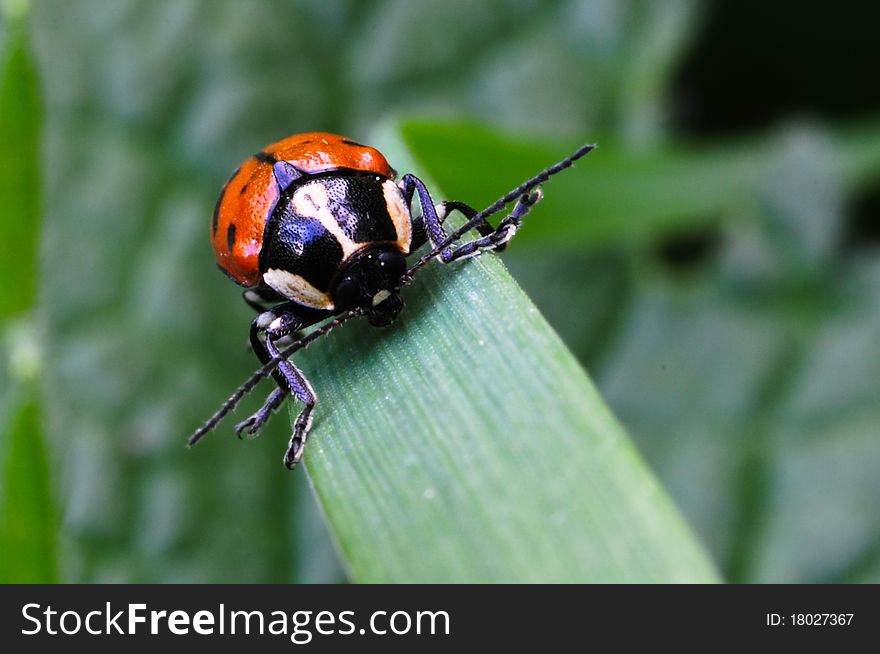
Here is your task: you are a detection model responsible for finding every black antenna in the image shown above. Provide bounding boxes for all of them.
[186,308,365,447]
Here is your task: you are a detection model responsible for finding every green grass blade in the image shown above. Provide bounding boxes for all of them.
[0,16,41,320]
[0,383,57,583]
[298,241,720,582]
[0,12,57,583]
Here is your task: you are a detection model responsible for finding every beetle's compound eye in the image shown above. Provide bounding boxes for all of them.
[376,248,406,280]
[334,274,360,311]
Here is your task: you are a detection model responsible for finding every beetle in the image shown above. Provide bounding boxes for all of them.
[188,132,594,468]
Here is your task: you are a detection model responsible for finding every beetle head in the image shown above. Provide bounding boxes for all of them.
[332,247,406,326]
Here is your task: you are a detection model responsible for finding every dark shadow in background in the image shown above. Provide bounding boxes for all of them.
[661,0,880,263]
[673,0,880,134]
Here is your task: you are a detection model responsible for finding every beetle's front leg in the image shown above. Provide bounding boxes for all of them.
[443,189,542,262]
[234,386,288,439]
[401,175,489,256]
[262,329,317,469]
[400,174,541,261]
[234,303,325,447]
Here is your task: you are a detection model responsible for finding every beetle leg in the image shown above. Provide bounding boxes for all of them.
[187,307,359,453]
[234,303,325,446]
[409,198,494,251]
[443,189,542,262]
[262,329,317,469]
[401,174,451,258]
[234,311,293,437]
[401,174,535,260]
[438,200,504,248]
[401,175,484,255]
[234,386,287,438]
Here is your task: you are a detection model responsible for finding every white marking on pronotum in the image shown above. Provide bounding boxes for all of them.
[291,182,359,259]
[263,268,335,311]
[372,289,392,306]
[383,179,412,253]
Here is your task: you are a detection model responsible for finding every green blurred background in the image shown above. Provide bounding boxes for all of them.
[1,0,879,583]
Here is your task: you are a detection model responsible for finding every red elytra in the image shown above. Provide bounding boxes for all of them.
[210,132,395,287]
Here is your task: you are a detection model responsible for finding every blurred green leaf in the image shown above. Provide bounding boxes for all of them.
[296,129,720,583]
[0,19,40,320]
[568,126,880,582]
[0,384,57,583]
[401,120,758,248]
[0,12,57,584]
[401,120,880,251]
[837,121,880,192]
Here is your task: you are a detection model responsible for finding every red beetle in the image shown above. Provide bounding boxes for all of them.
[191,132,594,468]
